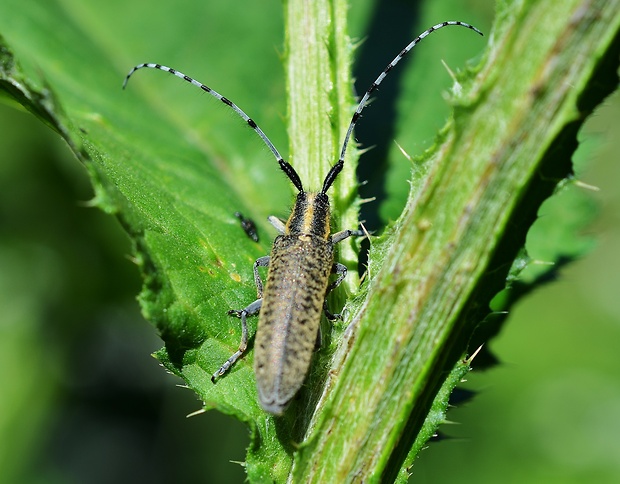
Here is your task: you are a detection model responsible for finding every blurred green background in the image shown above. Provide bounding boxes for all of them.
[1,0,618,483]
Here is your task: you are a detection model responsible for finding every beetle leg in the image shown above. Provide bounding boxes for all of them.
[328,262,347,293]
[267,215,287,234]
[253,256,270,298]
[323,301,341,321]
[211,298,262,382]
[322,228,365,319]
[322,262,348,320]
[331,228,364,245]
[212,256,268,382]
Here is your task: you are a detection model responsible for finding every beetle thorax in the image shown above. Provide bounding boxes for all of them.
[284,192,331,239]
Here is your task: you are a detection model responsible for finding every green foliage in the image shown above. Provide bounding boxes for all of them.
[1,0,618,482]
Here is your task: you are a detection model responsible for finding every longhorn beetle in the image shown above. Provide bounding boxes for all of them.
[124,21,483,415]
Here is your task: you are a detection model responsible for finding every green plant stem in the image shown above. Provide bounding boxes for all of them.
[286,0,620,481]
[284,0,360,285]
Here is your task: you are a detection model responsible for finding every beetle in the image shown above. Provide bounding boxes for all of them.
[214,156,364,415]
[124,21,483,415]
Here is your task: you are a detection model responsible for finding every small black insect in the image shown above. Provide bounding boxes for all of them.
[235,211,259,242]
[124,21,483,415]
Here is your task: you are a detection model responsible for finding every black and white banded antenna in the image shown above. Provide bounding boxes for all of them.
[123,21,482,192]
[122,63,305,193]
[337,21,483,165]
